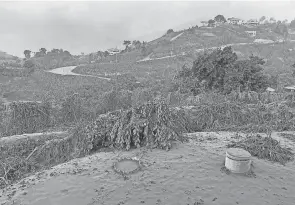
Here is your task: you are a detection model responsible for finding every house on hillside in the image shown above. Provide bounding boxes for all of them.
[247,19,259,26]
[228,17,243,25]
[245,30,257,37]
[284,85,295,92]
[245,28,257,37]
[107,48,121,56]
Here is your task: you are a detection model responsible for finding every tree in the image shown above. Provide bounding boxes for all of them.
[97,51,104,58]
[141,46,147,56]
[282,19,288,24]
[132,40,142,49]
[214,15,226,23]
[39,48,47,55]
[174,46,270,94]
[24,50,31,59]
[273,23,288,38]
[51,49,60,54]
[224,55,269,93]
[88,53,93,64]
[104,51,109,58]
[259,16,266,22]
[270,17,276,23]
[64,50,71,56]
[290,19,295,28]
[208,19,216,27]
[34,52,42,58]
[166,29,174,34]
[123,40,131,50]
[23,59,35,68]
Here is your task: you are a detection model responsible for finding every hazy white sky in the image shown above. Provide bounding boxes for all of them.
[1,0,295,57]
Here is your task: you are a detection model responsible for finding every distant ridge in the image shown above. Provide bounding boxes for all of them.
[0,50,19,60]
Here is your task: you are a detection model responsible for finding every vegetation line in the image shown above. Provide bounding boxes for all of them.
[137,39,295,63]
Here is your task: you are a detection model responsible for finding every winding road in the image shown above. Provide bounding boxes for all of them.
[46,66,111,81]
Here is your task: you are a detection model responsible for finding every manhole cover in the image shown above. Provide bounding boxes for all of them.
[112,157,142,175]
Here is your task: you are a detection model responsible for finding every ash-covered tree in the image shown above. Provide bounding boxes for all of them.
[214,15,226,23]
[51,48,60,54]
[174,46,270,95]
[290,19,295,28]
[23,59,35,68]
[166,29,174,34]
[123,40,131,50]
[24,50,31,59]
[132,40,142,49]
[208,19,216,27]
[224,55,270,93]
[259,16,266,22]
[104,51,109,58]
[40,48,47,55]
[273,23,288,38]
[64,50,71,56]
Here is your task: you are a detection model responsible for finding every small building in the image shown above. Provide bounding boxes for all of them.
[245,30,257,37]
[247,19,259,26]
[284,85,295,92]
[107,48,120,56]
[228,17,242,25]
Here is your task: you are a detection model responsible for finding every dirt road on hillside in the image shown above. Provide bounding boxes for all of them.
[46,66,111,81]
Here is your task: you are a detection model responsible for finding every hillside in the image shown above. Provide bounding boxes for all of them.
[2,15,295,205]
[72,23,295,91]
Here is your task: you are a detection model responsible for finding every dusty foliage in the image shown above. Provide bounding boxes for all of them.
[2,101,51,137]
[84,110,122,152]
[85,99,190,151]
[61,93,83,123]
[109,99,190,150]
[183,92,295,132]
[227,134,294,165]
[0,132,68,188]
